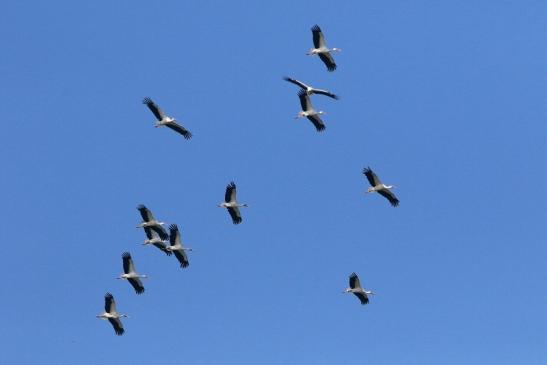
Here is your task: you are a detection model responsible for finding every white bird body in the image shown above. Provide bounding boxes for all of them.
[296,91,326,132]
[118,252,147,294]
[363,167,400,207]
[218,181,248,224]
[308,25,340,72]
[143,97,192,139]
[344,273,374,305]
[97,293,128,335]
[167,224,192,268]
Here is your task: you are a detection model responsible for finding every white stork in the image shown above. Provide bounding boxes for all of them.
[167,224,192,268]
[117,252,147,294]
[136,204,169,240]
[218,181,248,224]
[363,167,399,207]
[96,293,128,335]
[344,272,375,305]
[296,90,326,132]
[142,97,192,139]
[141,226,171,256]
[283,77,339,100]
[307,25,341,72]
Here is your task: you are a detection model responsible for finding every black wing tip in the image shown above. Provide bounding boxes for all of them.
[327,64,337,72]
[105,292,113,299]
[114,328,125,335]
[228,181,236,188]
[391,200,400,207]
[137,204,146,210]
[311,24,321,32]
[180,262,189,268]
[142,97,153,105]
[297,90,307,97]
[350,272,358,278]
[332,94,340,100]
[183,131,193,140]
[232,217,242,225]
[316,124,326,132]
[168,223,178,231]
[122,252,131,259]
[135,287,145,295]
[283,76,292,81]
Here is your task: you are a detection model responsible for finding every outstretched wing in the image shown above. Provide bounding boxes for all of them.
[363,167,381,187]
[174,249,190,268]
[349,272,361,289]
[128,278,145,295]
[298,90,311,111]
[225,182,237,203]
[354,292,369,305]
[313,88,339,100]
[137,204,154,222]
[104,292,116,313]
[378,189,400,207]
[307,115,325,132]
[227,206,242,225]
[311,24,326,48]
[318,53,337,72]
[122,252,134,274]
[151,225,169,241]
[283,77,308,90]
[108,317,125,335]
[142,97,165,121]
[152,241,172,255]
[165,121,192,140]
[169,224,181,247]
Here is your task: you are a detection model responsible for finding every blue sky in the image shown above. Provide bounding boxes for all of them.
[1,1,545,364]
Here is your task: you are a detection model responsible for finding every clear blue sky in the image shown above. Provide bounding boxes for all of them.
[1,1,545,364]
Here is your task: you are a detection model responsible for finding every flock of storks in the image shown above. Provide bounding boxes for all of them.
[96,24,400,336]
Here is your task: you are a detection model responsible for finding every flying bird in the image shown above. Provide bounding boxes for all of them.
[283,77,339,99]
[96,293,128,335]
[307,25,341,72]
[363,167,399,207]
[167,224,193,268]
[136,204,169,240]
[344,273,375,305]
[296,90,326,132]
[218,181,248,224]
[117,252,147,294]
[141,226,171,255]
[142,97,192,139]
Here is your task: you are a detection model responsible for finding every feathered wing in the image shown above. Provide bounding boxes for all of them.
[142,97,165,121]
[104,292,116,313]
[108,317,125,335]
[225,182,237,203]
[283,77,308,90]
[378,189,400,207]
[153,241,172,255]
[311,24,326,48]
[169,224,181,247]
[128,278,145,294]
[298,91,311,111]
[363,167,381,187]
[227,206,242,224]
[349,273,361,289]
[122,252,134,274]
[174,250,190,268]
[307,115,326,132]
[313,88,339,100]
[151,225,169,241]
[165,121,192,139]
[137,204,154,222]
[318,53,337,72]
[354,292,369,305]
